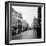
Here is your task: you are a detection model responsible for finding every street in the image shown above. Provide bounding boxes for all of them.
[12,30,37,40]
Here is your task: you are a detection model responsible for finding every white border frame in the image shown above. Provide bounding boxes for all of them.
[8,2,45,44]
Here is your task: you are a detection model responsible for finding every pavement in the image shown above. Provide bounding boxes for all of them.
[12,30,37,40]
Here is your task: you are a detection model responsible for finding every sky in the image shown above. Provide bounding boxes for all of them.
[12,6,38,27]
